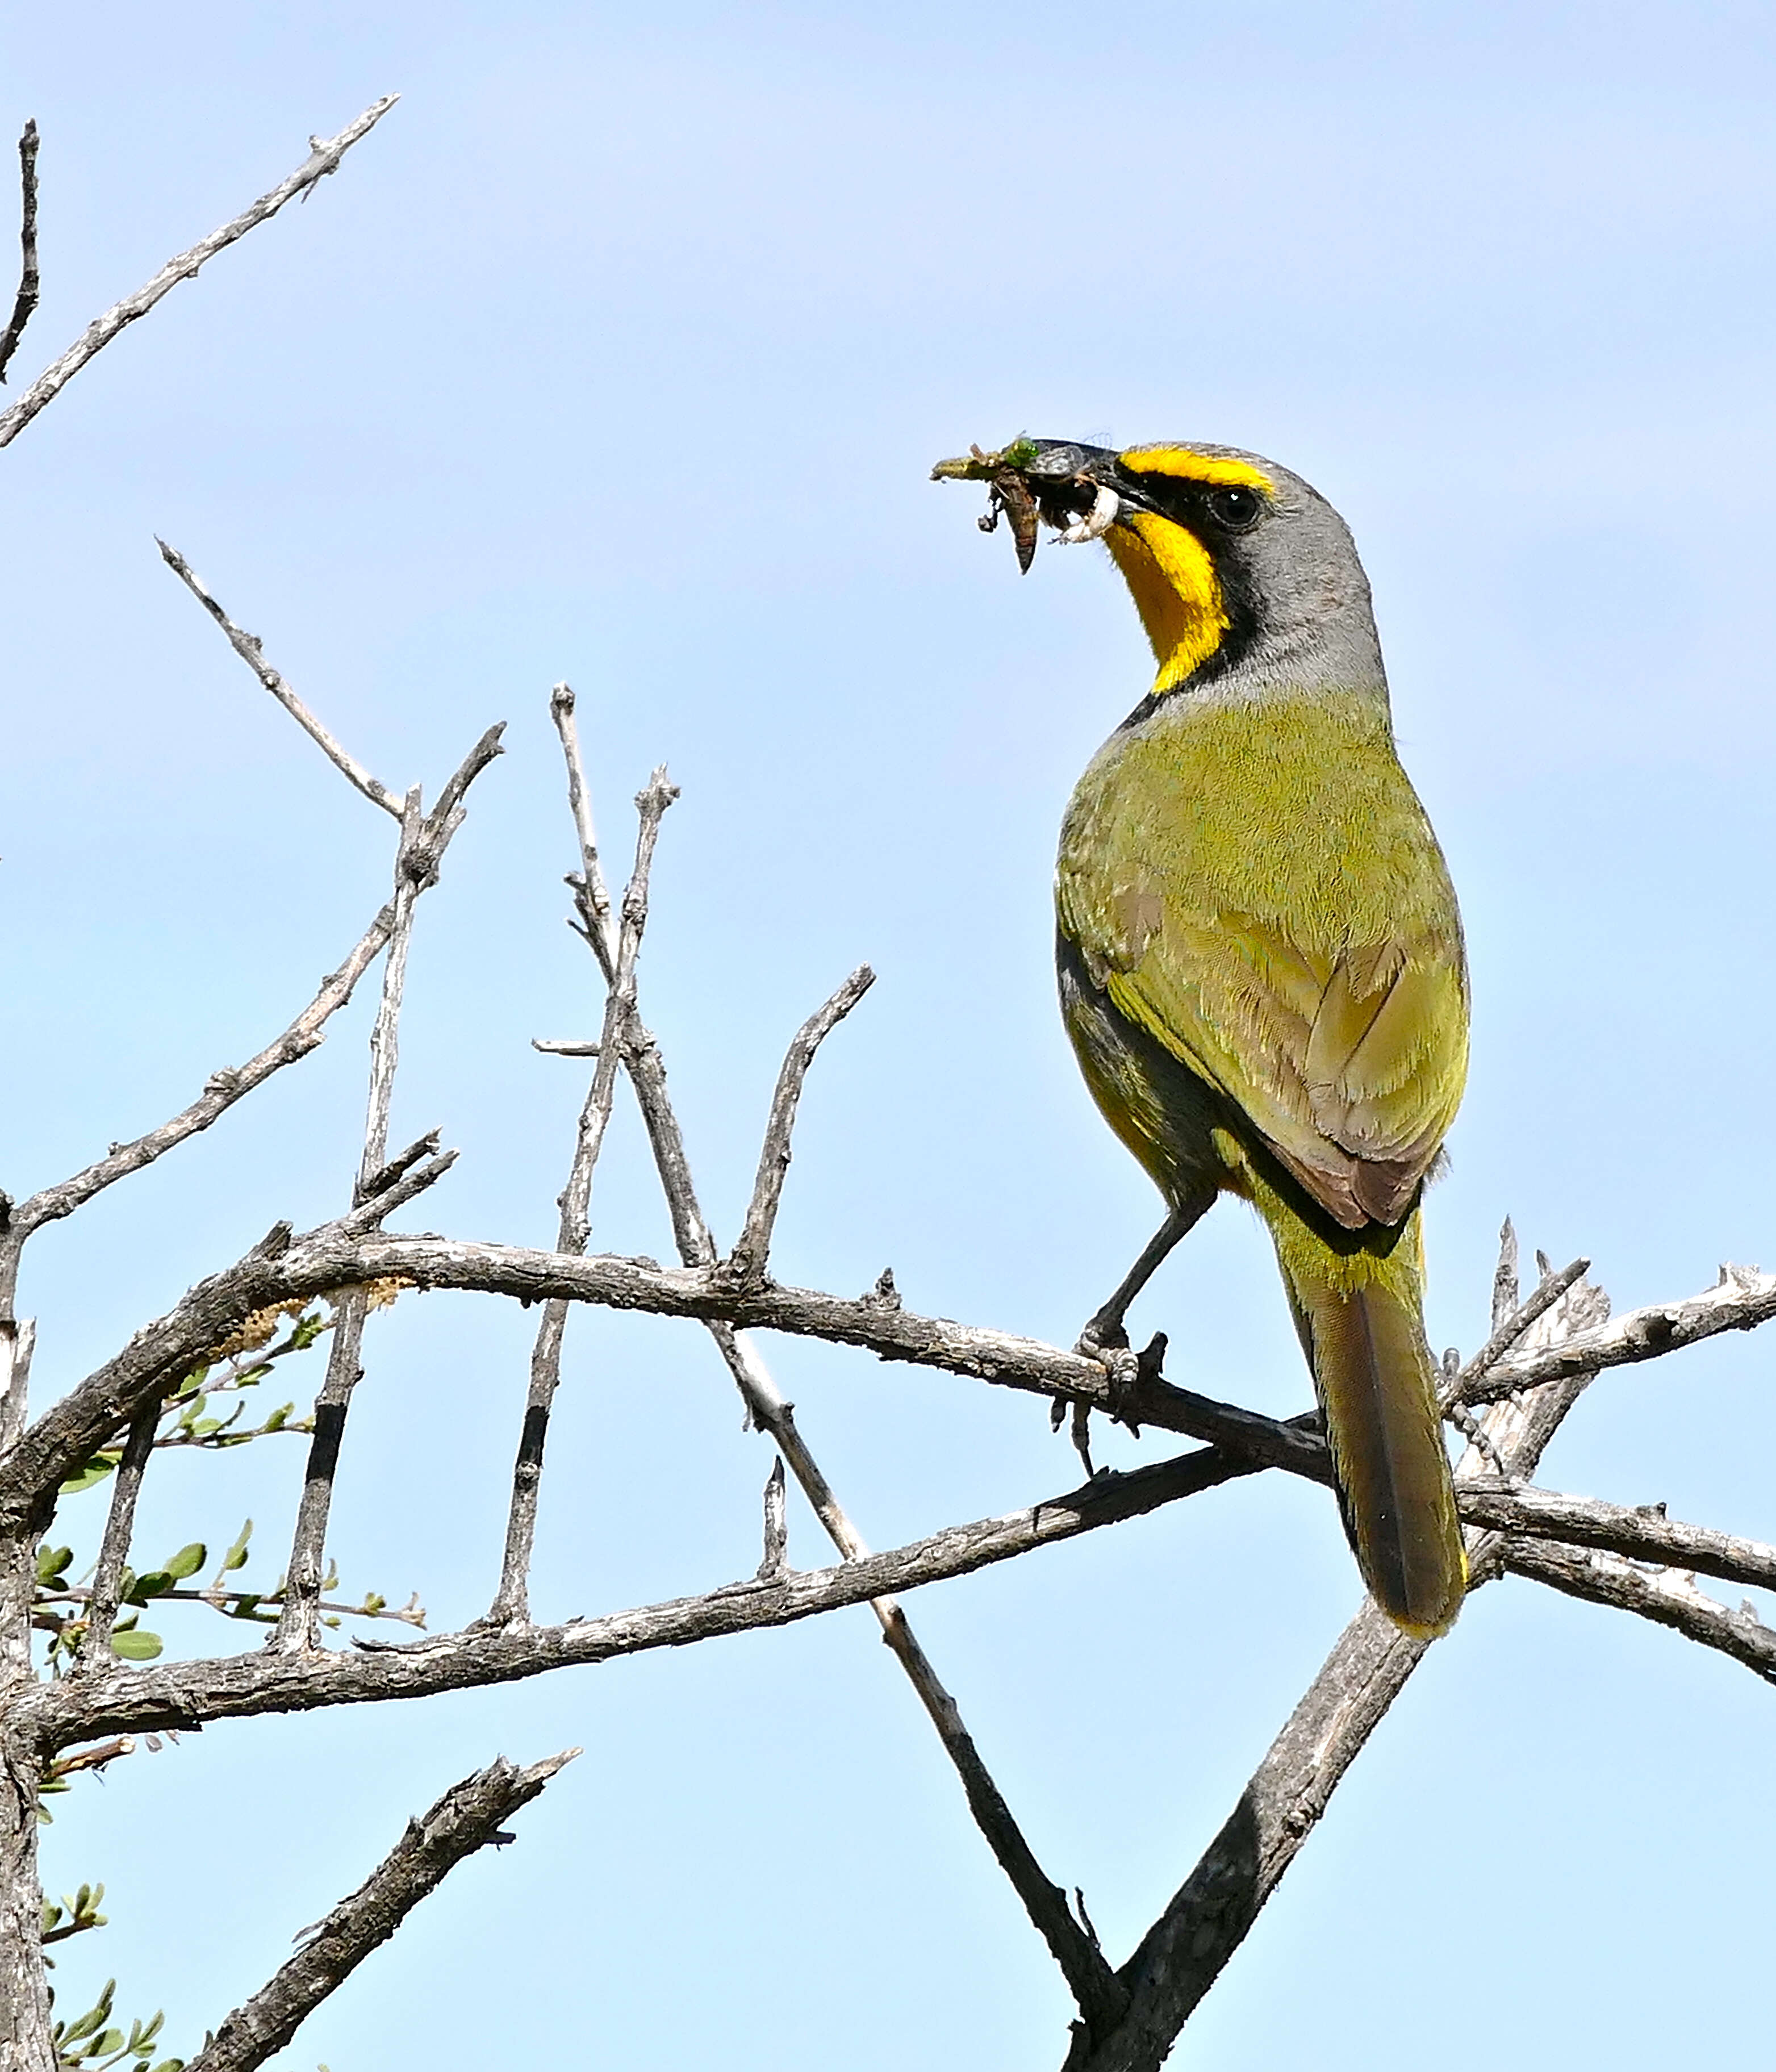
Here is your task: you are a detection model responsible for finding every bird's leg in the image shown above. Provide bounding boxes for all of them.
[1075,1193,1213,1360]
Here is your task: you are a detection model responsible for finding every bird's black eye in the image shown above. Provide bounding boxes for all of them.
[1205,485,1261,530]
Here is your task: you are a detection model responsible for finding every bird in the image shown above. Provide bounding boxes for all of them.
[937,436,1469,1637]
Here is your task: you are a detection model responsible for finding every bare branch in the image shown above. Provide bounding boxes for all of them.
[74,1398,159,1665]
[727,967,876,1287]
[0,1316,32,1451]
[1059,1261,1617,2072]
[0,903,392,1293]
[28,1443,1284,1753]
[1460,1482,1776,1593]
[1502,1539,1776,1684]
[158,540,403,816]
[490,775,676,1623]
[756,1457,788,1581]
[1465,1259,1776,1403]
[277,791,425,1652]
[549,682,619,975]
[0,97,398,449]
[0,1319,37,1679]
[0,120,40,385]
[181,1750,576,2072]
[1442,1253,1589,1409]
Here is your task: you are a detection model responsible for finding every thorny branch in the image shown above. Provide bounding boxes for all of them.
[180,1752,576,2072]
[0,120,40,386]
[0,96,397,449]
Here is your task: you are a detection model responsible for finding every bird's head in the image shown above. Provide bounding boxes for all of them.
[935,438,1379,700]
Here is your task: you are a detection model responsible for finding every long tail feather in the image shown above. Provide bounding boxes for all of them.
[1269,1206,1466,1637]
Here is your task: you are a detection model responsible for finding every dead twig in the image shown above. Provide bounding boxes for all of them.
[0,120,40,385]
[0,97,397,449]
[726,966,876,1288]
[180,1751,576,2072]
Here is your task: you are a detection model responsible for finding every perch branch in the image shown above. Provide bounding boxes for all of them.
[181,1751,576,2072]
[27,1442,1304,1753]
[0,120,40,385]
[0,97,397,449]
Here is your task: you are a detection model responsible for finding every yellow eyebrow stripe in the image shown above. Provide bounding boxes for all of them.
[1118,446,1274,491]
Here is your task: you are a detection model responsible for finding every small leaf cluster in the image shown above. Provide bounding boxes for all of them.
[52,1979,180,2072]
[57,1310,327,1498]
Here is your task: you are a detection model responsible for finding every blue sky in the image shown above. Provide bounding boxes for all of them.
[3,4,1774,2065]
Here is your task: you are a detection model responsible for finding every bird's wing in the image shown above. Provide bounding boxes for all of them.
[1059,878,1468,1230]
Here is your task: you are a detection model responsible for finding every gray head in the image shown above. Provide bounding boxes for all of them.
[1019,437,1386,702]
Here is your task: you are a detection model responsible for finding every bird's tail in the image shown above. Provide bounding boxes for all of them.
[1264,1197,1466,1638]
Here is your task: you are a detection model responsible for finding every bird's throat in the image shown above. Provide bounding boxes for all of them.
[1105,513,1230,694]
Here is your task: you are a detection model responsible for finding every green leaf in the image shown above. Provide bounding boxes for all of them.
[59,1456,119,1496]
[222,1520,253,1572]
[126,1572,172,1605]
[91,2028,124,2055]
[60,1986,114,2042]
[290,1312,324,1348]
[109,1630,163,1661]
[36,1545,73,1584]
[228,1594,263,1620]
[162,1543,206,1581]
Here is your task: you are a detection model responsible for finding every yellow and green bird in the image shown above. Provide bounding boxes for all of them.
[941,436,1469,1637]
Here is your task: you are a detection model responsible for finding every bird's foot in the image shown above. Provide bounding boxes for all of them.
[1073,1316,1130,1363]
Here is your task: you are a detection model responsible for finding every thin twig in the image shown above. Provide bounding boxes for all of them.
[1464,1257,1776,1404]
[180,1751,576,2072]
[277,794,425,1652]
[0,97,397,449]
[726,966,876,1286]
[158,540,403,817]
[74,1400,160,1666]
[1441,1254,1589,1410]
[756,1457,788,1581]
[0,905,395,1311]
[0,120,40,385]
[488,775,676,1623]
[549,683,619,975]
